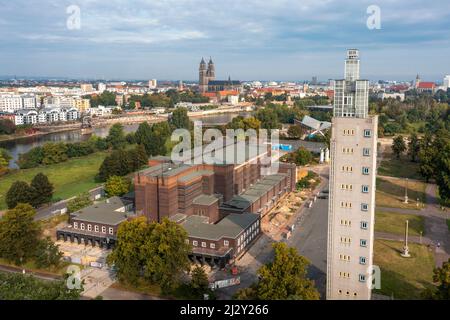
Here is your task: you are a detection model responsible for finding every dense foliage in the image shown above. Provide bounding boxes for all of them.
[108,217,191,294]
[5,173,54,209]
[234,243,320,300]
[0,272,82,300]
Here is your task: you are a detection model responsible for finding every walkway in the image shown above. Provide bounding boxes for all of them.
[376,183,450,268]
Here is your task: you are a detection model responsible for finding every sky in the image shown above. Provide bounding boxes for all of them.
[0,0,449,81]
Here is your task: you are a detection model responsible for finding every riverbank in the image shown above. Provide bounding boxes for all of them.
[0,124,82,143]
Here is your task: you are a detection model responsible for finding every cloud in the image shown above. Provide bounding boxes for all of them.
[0,0,449,79]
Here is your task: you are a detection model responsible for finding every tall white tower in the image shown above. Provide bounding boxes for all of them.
[326,49,378,300]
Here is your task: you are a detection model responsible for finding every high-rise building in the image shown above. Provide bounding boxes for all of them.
[148,79,157,89]
[444,75,450,89]
[98,83,107,93]
[326,49,378,300]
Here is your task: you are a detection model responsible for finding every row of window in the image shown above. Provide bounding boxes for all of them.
[73,222,113,235]
[237,220,260,246]
[191,240,218,249]
[340,184,370,193]
[338,274,367,282]
[341,147,371,157]
[340,238,369,247]
[340,220,369,229]
[338,256,367,265]
[341,202,370,211]
[340,166,370,175]
[338,290,358,297]
[237,230,259,254]
[342,129,372,138]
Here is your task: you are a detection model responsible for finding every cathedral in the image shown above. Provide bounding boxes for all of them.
[198,57,242,94]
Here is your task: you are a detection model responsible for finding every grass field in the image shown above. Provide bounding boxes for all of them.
[0,152,108,210]
[373,240,435,299]
[376,177,427,210]
[375,210,425,237]
[378,158,423,181]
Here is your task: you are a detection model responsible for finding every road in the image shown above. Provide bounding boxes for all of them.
[216,166,330,299]
[34,186,105,221]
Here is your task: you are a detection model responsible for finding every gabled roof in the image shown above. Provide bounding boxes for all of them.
[418,82,435,89]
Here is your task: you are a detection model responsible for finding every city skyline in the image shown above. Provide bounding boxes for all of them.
[1,0,449,81]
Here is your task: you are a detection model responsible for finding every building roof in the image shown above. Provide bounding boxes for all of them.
[178,170,214,183]
[221,173,288,211]
[192,194,219,206]
[301,115,331,131]
[208,80,242,85]
[70,197,132,226]
[418,82,435,89]
[181,213,259,241]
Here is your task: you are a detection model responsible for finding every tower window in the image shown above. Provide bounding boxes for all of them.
[364,129,372,137]
[362,167,370,175]
[362,185,369,193]
[359,274,367,282]
[360,239,368,247]
[363,148,371,156]
[361,203,369,211]
[359,257,367,265]
[361,221,369,230]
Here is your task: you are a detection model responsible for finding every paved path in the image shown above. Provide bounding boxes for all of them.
[376,183,450,268]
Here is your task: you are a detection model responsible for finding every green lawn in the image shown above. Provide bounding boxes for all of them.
[375,210,425,237]
[373,240,435,299]
[376,177,427,210]
[378,158,423,181]
[0,152,108,210]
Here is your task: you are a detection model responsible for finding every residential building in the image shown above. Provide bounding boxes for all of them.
[444,75,450,89]
[327,49,378,300]
[80,83,94,93]
[0,94,36,113]
[14,109,38,125]
[98,83,107,93]
[377,92,405,101]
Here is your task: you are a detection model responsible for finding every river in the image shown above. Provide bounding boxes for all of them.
[0,112,250,169]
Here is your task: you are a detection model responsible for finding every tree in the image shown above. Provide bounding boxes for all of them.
[0,204,40,265]
[287,125,303,139]
[5,181,34,209]
[256,108,280,130]
[419,133,436,182]
[67,193,93,213]
[135,122,152,146]
[408,133,421,162]
[143,219,191,294]
[0,272,82,300]
[108,217,191,294]
[236,243,319,300]
[34,237,63,269]
[30,173,54,207]
[0,119,16,134]
[18,146,44,169]
[106,123,127,150]
[105,176,131,197]
[42,142,68,165]
[294,147,313,166]
[97,149,133,181]
[107,216,153,285]
[422,258,450,300]
[190,266,210,298]
[169,107,192,130]
[392,135,406,159]
[433,133,450,205]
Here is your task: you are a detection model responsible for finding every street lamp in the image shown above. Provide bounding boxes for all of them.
[404,178,409,204]
[401,220,411,258]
